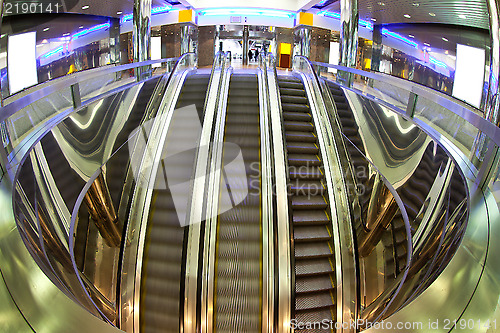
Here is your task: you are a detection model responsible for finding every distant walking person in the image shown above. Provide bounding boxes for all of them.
[248,49,253,62]
[254,49,259,61]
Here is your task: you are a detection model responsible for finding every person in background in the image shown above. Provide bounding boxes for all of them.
[248,49,254,62]
[254,49,260,61]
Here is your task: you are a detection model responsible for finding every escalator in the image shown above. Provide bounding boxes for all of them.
[213,73,262,332]
[278,75,336,328]
[139,72,210,333]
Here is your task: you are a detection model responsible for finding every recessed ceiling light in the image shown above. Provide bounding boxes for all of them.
[458,14,466,19]
[82,5,89,10]
[424,42,430,46]
[371,18,377,21]
[408,34,415,38]
[445,50,449,54]
[0,34,5,38]
[442,37,448,41]
[43,27,50,31]
[117,11,122,15]
[429,12,436,16]
[412,3,419,6]
[63,32,70,36]
[377,2,385,5]
[404,14,411,18]
[79,26,84,29]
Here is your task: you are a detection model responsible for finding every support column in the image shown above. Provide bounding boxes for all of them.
[339,0,359,86]
[293,25,312,58]
[243,25,249,65]
[371,24,382,72]
[485,0,500,127]
[133,0,152,80]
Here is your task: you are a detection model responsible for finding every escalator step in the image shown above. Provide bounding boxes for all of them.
[295,292,334,311]
[292,196,327,210]
[286,131,317,143]
[294,225,330,242]
[281,103,310,113]
[281,95,309,104]
[296,275,335,294]
[295,242,333,259]
[289,166,323,180]
[284,121,314,132]
[295,258,333,276]
[290,180,325,195]
[280,88,306,96]
[283,111,312,122]
[278,81,303,89]
[288,154,321,167]
[295,309,335,328]
[292,210,329,225]
[287,142,318,154]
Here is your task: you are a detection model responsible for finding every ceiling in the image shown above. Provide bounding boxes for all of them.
[321,0,490,30]
[3,0,490,31]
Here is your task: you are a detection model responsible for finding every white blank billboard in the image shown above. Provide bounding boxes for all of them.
[8,32,38,94]
[452,44,485,108]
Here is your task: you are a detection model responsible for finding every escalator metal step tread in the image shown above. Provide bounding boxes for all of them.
[290,180,325,195]
[296,275,335,293]
[288,154,321,166]
[294,225,330,242]
[283,111,312,122]
[215,278,260,295]
[284,121,314,132]
[278,81,304,89]
[281,103,310,113]
[294,255,333,277]
[292,210,329,225]
[292,196,327,209]
[142,311,179,330]
[295,309,335,327]
[146,243,184,262]
[279,87,306,96]
[286,131,317,142]
[295,292,334,311]
[295,242,333,259]
[289,166,324,180]
[225,114,260,125]
[217,223,262,242]
[287,141,318,153]
[281,95,309,104]
[143,260,182,280]
[215,312,261,332]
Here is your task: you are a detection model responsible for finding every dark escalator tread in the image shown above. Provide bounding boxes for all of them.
[295,258,334,277]
[295,242,333,259]
[280,88,307,96]
[287,142,318,154]
[294,225,330,242]
[288,154,322,166]
[296,275,335,294]
[281,95,309,104]
[290,180,325,196]
[281,103,311,113]
[296,292,334,311]
[289,166,324,180]
[279,81,304,89]
[284,121,314,132]
[292,210,329,225]
[283,111,312,122]
[295,309,335,327]
[286,131,317,143]
[292,196,327,210]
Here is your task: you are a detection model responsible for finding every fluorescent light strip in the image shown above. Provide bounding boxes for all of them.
[429,56,447,68]
[381,28,418,48]
[42,45,64,58]
[318,11,373,30]
[121,5,173,23]
[198,8,295,19]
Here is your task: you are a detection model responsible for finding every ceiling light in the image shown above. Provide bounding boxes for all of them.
[63,32,70,36]
[458,14,466,19]
[408,34,415,38]
[43,27,50,31]
[442,37,448,41]
[412,3,419,6]
[377,2,385,5]
[424,42,430,46]
[79,26,84,29]
[82,5,89,10]
[117,11,122,15]
[445,50,449,54]
[0,34,5,38]
[404,14,411,18]
[429,12,436,17]
[371,18,376,21]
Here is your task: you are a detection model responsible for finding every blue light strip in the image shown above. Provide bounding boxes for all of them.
[197,8,295,19]
[429,56,448,68]
[381,28,418,48]
[318,11,373,30]
[121,5,173,23]
[72,22,110,39]
[41,45,64,58]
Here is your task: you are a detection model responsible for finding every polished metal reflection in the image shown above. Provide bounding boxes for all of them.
[133,0,152,80]
[339,0,359,85]
[293,26,311,58]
